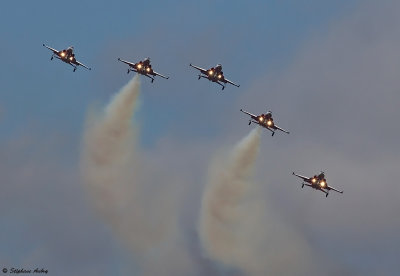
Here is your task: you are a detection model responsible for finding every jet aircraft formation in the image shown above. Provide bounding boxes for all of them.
[42,43,343,198]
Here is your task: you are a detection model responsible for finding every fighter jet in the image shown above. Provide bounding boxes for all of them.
[240,109,289,136]
[189,63,240,90]
[117,57,169,83]
[43,44,91,72]
[292,171,343,197]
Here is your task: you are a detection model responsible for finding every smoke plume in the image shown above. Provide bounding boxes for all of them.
[199,128,318,275]
[81,76,171,255]
[199,128,261,271]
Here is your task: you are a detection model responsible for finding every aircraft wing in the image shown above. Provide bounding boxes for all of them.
[43,44,59,54]
[240,109,258,120]
[153,71,169,80]
[275,124,290,134]
[189,64,208,75]
[75,60,91,70]
[118,58,136,68]
[326,185,343,194]
[224,78,240,88]
[292,172,310,182]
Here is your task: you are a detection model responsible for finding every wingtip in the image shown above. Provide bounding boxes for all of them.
[117,58,121,61]
[42,43,45,46]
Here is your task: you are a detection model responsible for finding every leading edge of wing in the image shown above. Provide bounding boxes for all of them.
[327,186,344,194]
[189,63,207,74]
[275,124,290,134]
[292,172,309,181]
[240,109,257,119]
[224,78,240,87]
[153,71,169,79]
[43,44,59,54]
[118,58,136,67]
[75,60,91,70]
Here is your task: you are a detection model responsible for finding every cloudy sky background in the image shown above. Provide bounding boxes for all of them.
[1,0,399,275]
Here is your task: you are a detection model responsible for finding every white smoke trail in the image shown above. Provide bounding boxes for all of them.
[81,76,169,254]
[199,128,318,275]
[199,128,261,270]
